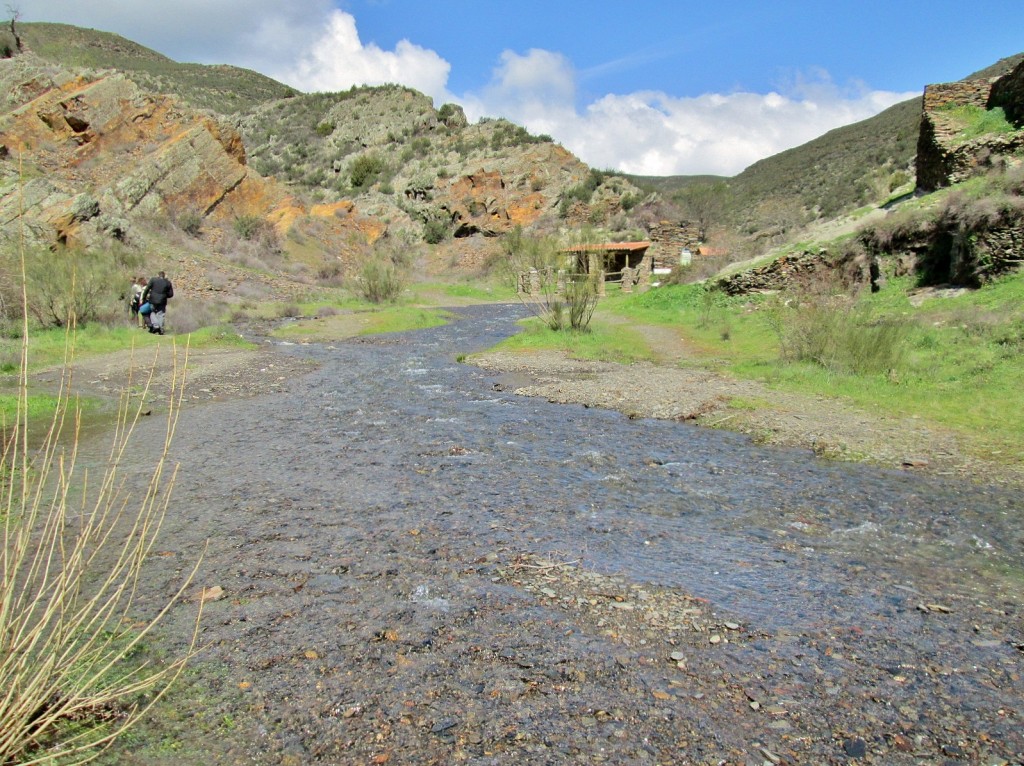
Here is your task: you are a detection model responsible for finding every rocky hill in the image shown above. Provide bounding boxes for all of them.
[1,22,655,290]
[0,52,400,305]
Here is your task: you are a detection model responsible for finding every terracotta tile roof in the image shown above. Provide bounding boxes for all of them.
[563,241,652,252]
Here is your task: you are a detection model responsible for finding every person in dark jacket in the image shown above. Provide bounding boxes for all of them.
[142,271,174,335]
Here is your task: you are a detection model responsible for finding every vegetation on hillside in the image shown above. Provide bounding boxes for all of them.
[10,22,297,112]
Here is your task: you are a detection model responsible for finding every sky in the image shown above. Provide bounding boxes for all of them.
[14,1,1024,176]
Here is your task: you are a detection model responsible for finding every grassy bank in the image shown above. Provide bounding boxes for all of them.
[271,305,454,343]
[0,322,252,426]
[493,272,1024,467]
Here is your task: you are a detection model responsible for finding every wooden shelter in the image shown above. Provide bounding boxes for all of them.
[563,241,652,280]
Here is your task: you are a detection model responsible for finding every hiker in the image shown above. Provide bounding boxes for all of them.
[129,276,146,327]
[141,270,174,335]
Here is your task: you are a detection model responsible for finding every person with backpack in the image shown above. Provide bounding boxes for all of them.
[141,271,174,335]
[129,276,147,328]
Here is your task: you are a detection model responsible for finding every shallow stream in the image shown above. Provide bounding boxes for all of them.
[108,303,1022,764]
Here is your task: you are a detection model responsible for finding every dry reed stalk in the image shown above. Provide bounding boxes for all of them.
[1,170,202,763]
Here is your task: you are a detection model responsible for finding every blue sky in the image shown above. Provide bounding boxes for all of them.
[15,1,1024,176]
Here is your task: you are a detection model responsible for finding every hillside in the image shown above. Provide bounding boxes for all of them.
[627,53,1024,239]
[9,22,298,113]
[1,23,653,282]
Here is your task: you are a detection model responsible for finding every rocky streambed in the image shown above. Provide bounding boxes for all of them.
[79,303,1021,765]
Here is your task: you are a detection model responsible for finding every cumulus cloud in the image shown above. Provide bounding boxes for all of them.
[467,51,917,176]
[275,10,452,103]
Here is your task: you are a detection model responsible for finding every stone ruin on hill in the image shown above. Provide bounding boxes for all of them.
[917,58,1024,191]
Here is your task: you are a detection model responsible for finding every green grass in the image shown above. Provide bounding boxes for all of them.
[938,104,1019,144]
[487,313,656,365]
[183,325,256,349]
[0,323,254,425]
[357,307,452,335]
[0,392,65,425]
[404,280,518,304]
[271,305,452,342]
[0,326,152,374]
[606,275,1024,464]
[1,323,255,374]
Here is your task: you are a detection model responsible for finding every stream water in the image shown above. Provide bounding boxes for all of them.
[110,303,1021,764]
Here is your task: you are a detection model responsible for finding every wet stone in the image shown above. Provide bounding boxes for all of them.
[843,737,867,758]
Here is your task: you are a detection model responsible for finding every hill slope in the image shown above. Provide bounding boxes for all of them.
[628,53,1024,237]
[11,22,297,113]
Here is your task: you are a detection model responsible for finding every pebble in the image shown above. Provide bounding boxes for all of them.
[843,737,867,758]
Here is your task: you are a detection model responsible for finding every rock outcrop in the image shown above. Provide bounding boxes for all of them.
[0,55,386,296]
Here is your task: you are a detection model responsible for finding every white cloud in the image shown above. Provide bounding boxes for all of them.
[466,52,917,176]
[17,0,336,67]
[275,10,452,103]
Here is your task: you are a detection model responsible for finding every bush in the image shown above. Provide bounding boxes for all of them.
[423,216,450,244]
[233,215,264,241]
[349,153,386,189]
[564,274,599,331]
[19,247,124,328]
[177,211,203,237]
[355,256,404,303]
[171,297,228,334]
[503,228,599,332]
[767,294,911,375]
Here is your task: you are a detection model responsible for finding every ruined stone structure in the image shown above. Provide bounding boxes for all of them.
[647,221,701,271]
[917,60,1024,191]
[989,58,1024,127]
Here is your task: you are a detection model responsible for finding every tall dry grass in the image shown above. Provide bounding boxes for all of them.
[1,246,201,763]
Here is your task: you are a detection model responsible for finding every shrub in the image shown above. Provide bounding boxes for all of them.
[355,256,404,303]
[233,215,264,241]
[564,274,599,331]
[503,228,599,332]
[171,297,228,334]
[19,247,123,328]
[177,211,203,237]
[349,153,386,189]
[767,293,911,375]
[423,216,450,244]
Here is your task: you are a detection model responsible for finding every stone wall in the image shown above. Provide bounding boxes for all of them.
[916,64,1024,192]
[989,58,1024,126]
[922,80,996,111]
[647,220,700,271]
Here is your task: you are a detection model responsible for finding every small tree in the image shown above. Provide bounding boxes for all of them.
[503,227,599,332]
